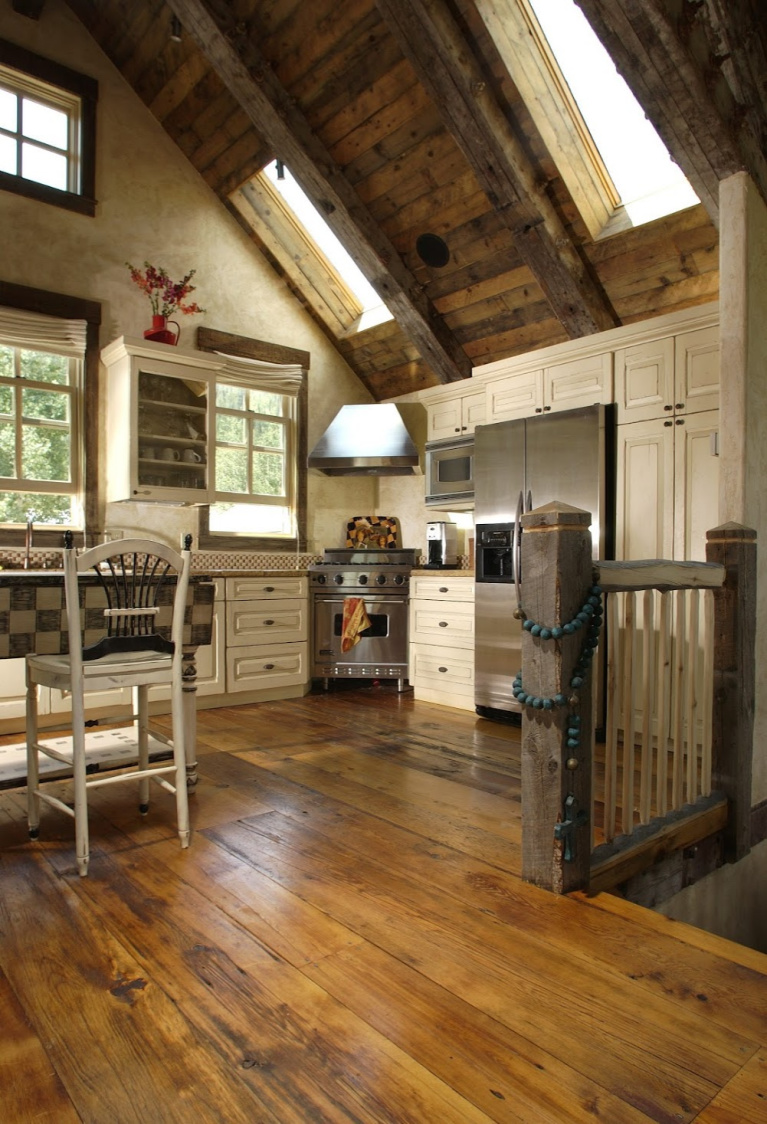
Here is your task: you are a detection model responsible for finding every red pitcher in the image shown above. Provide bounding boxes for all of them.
[143,314,180,346]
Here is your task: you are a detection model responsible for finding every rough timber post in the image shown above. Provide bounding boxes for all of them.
[520,502,594,893]
[706,522,756,861]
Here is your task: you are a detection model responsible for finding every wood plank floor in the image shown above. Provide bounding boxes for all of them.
[0,683,765,1123]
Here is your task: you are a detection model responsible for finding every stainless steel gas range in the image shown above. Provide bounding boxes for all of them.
[309,547,417,691]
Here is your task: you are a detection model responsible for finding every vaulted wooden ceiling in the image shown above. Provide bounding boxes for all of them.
[60,0,766,400]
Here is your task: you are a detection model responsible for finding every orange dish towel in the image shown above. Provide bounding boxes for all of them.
[341,597,371,653]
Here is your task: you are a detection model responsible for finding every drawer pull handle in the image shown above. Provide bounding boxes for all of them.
[264,619,275,626]
[438,666,448,673]
[439,621,448,627]
[439,586,449,593]
[263,663,275,670]
[263,585,275,592]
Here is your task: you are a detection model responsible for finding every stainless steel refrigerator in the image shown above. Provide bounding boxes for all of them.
[474,404,614,722]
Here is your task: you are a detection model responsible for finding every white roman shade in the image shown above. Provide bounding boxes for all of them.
[215,351,303,395]
[0,306,87,358]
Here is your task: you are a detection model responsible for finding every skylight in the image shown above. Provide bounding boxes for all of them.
[263,161,392,330]
[527,0,699,226]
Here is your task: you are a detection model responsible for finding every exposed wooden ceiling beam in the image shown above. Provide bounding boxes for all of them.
[574,0,767,225]
[375,0,618,338]
[166,0,471,385]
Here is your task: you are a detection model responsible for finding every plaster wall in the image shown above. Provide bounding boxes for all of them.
[0,1,375,552]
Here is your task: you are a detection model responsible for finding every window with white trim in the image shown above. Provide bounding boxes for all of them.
[0,40,97,216]
[0,307,85,529]
[208,354,302,539]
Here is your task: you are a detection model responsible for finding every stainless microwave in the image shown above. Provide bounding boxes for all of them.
[424,435,474,509]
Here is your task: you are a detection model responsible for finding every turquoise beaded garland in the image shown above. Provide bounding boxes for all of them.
[513,585,603,755]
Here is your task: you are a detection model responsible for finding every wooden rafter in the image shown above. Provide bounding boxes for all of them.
[375,0,618,338]
[166,0,471,385]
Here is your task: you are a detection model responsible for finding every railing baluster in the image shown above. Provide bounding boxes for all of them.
[701,590,714,797]
[621,591,636,835]
[671,592,686,809]
[639,589,654,823]
[656,592,671,816]
[686,589,700,803]
[604,591,620,843]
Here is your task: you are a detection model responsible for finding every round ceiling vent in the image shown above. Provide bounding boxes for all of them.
[415,233,450,268]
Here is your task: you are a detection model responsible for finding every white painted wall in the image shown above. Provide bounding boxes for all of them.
[0,0,375,552]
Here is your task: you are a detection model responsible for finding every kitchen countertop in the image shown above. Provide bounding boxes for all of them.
[192,568,310,577]
[411,568,474,577]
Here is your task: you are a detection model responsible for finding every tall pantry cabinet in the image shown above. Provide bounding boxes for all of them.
[614,321,720,564]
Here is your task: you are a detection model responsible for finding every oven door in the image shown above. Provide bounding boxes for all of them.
[313,594,409,676]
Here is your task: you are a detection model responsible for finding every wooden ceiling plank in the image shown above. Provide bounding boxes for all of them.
[374,0,617,338]
[167,0,472,384]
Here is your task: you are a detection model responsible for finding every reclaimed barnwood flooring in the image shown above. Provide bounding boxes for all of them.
[0,684,765,1123]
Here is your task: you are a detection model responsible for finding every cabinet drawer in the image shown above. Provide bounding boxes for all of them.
[226,598,308,646]
[225,575,307,600]
[409,602,474,647]
[226,642,308,693]
[409,642,474,692]
[410,575,475,602]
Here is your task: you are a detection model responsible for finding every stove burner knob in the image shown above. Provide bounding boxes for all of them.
[315,573,327,585]
[333,574,344,585]
[358,574,368,585]
[375,573,387,585]
[393,573,405,585]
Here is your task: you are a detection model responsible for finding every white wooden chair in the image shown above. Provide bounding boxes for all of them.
[26,533,193,876]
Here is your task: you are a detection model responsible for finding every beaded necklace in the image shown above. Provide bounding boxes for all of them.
[512,584,603,753]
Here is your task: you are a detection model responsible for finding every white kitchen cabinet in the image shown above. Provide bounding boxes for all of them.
[426,388,486,440]
[485,352,612,424]
[101,336,214,504]
[408,574,475,710]
[223,575,309,698]
[615,325,719,424]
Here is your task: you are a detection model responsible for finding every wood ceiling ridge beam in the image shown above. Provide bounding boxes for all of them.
[165,0,470,385]
[374,0,617,339]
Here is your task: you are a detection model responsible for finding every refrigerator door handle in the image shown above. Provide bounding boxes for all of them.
[513,489,524,610]
[526,489,533,512]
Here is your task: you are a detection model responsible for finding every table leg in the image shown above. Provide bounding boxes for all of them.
[182,645,199,790]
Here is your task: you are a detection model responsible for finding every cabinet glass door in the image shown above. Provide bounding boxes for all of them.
[137,370,209,496]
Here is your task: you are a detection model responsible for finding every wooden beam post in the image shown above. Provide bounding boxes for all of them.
[520,502,595,893]
[706,521,756,861]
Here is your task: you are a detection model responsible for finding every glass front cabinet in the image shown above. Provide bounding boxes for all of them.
[102,337,215,504]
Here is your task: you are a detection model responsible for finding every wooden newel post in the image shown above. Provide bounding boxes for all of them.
[520,502,596,893]
[706,522,756,862]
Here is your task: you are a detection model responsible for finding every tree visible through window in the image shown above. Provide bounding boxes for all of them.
[0,343,80,526]
[210,380,295,536]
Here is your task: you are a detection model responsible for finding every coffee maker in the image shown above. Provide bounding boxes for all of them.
[425,521,458,568]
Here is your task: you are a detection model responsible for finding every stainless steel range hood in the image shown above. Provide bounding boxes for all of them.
[308,403,423,476]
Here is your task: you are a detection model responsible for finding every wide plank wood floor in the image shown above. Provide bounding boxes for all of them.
[0,683,765,1123]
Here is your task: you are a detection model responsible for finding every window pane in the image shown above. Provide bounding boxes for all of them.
[215,446,248,493]
[216,413,246,444]
[20,350,69,384]
[252,451,284,496]
[0,385,13,416]
[0,87,17,131]
[0,349,13,382]
[252,419,284,450]
[0,421,15,477]
[22,424,71,481]
[22,97,68,149]
[249,390,283,417]
[0,132,16,174]
[209,501,292,535]
[216,383,246,410]
[22,386,69,423]
[0,489,73,525]
[21,140,67,189]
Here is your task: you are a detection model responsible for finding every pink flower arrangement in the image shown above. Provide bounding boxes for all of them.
[126,261,205,318]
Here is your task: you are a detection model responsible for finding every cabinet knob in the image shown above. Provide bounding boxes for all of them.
[535,408,542,414]
[264,619,275,625]
[263,663,275,670]
[438,666,448,673]
[543,405,551,412]
[454,427,461,433]
[439,621,448,628]
[664,404,673,411]
[663,420,673,427]
[675,418,684,425]
[439,586,449,593]
[676,402,684,410]
[264,585,275,592]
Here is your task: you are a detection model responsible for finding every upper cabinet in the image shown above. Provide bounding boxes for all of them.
[615,324,719,423]
[425,386,486,441]
[485,352,612,424]
[102,337,215,504]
